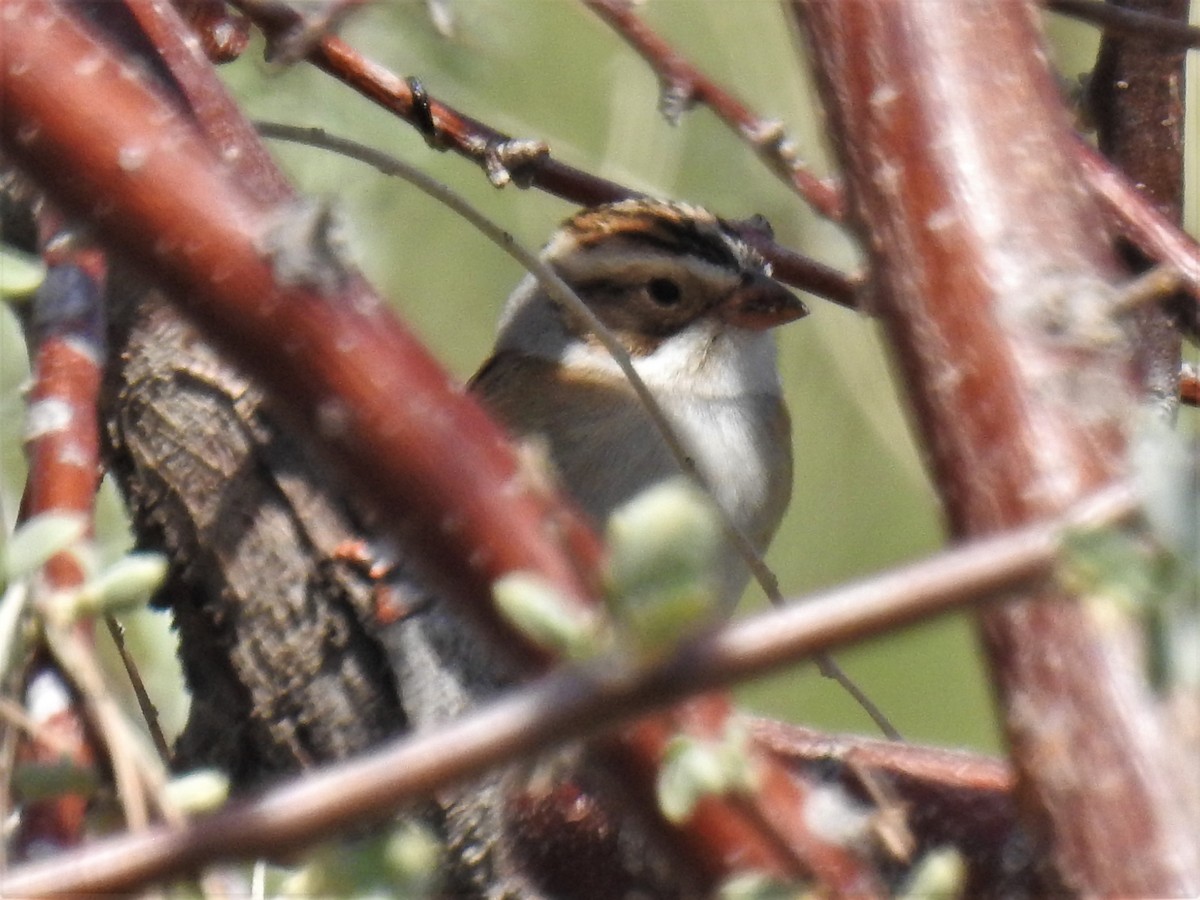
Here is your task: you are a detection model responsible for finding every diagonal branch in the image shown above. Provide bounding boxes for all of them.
[0,482,1134,898]
[0,0,604,661]
[1046,0,1200,48]
[1078,141,1200,335]
[581,0,845,220]
[225,0,862,309]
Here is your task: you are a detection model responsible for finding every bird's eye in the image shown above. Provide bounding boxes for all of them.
[647,277,682,306]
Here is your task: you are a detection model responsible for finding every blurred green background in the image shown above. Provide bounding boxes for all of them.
[3,0,1196,757]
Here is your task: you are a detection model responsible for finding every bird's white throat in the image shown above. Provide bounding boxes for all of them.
[496,275,785,401]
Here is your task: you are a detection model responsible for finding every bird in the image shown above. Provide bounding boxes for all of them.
[380,200,806,897]
[470,198,807,610]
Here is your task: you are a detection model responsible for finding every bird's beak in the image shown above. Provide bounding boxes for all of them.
[718,273,809,331]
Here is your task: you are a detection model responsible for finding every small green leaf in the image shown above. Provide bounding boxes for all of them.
[164,768,230,815]
[3,513,87,583]
[717,872,804,900]
[281,825,442,898]
[657,735,727,822]
[493,571,604,660]
[0,582,33,683]
[656,722,756,824]
[0,245,46,300]
[1060,519,1199,690]
[383,821,442,889]
[897,847,966,900]
[1060,526,1165,612]
[74,552,168,617]
[604,478,722,656]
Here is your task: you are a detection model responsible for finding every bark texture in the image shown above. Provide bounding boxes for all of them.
[792,2,1200,893]
[101,280,693,898]
[102,280,407,782]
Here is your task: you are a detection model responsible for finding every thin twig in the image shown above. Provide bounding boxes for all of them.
[256,122,897,737]
[103,616,172,765]
[0,481,1138,898]
[261,0,369,63]
[11,220,108,856]
[1110,265,1186,317]
[582,0,845,220]
[1078,139,1200,308]
[44,618,182,827]
[227,0,862,309]
[39,621,152,831]
[1046,0,1200,48]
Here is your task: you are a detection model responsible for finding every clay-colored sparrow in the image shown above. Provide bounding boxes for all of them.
[471,199,806,608]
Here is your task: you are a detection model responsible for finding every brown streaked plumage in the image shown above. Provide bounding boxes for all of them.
[472,199,805,610]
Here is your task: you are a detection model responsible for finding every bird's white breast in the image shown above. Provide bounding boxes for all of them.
[495,287,793,606]
[564,322,791,602]
[561,320,787,525]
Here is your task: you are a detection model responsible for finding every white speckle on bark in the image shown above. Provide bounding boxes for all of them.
[118,145,148,172]
[74,53,105,77]
[57,441,92,468]
[926,207,958,233]
[25,398,73,440]
[62,335,103,367]
[210,22,236,48]
[869,84,900,109]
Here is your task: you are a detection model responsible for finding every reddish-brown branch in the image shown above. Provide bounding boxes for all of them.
[0,3,885,889]
[2,0,602,661]
[791,1,1200,893]
[582,0,845,221]
[11,218,109,856]
[751,721,1054,896]
[119,0,286,204]
[1086,0,1189,222]
[224,0,862,309]
[10,663,95,856]
[19,227,107,564]
[0,486,1132,897]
